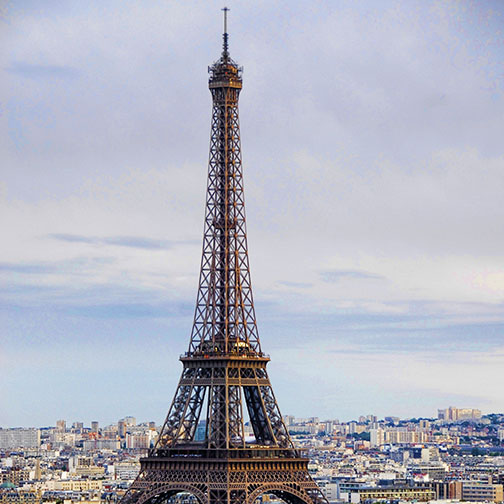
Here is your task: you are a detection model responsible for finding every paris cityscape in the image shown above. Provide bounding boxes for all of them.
[2,408,504,504]
[3,2,504,504]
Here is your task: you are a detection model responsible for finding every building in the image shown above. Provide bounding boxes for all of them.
[0,470,31,486]
[407,461,448,481]
[55,420,66,432]
[438,407,482,422]
[45,480,103,491]
[114,462,141,481]
[370,429,384,447]
[0,490,39,504]
[369,428,428,446]
[118,421,126,438]
[0,429,40,450]
[125,434,150,450]
[283,416,295,426]
[315,480,338,501]
[419,420,431,430]
[71,421,84,432]
[50,432,76,447]
[462,481,504,502]
[82,439,120,451]
[349,487,435,502]
[288,424,319,435]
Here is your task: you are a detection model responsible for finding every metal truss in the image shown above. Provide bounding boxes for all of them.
[119,21,327,504]
[121,461,327,504]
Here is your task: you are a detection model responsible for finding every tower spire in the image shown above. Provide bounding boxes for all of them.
[222,6,229,58]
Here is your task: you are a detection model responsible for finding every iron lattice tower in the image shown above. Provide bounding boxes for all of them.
[121,11,327,504]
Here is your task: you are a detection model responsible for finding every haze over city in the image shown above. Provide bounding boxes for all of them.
[2,0,504,427]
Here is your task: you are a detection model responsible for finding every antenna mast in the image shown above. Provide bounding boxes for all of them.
[222,6,229,57]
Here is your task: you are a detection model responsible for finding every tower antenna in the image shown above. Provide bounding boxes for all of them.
[222,6,229,57]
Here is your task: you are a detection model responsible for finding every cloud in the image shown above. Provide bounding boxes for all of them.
[0,257,114,275]
[6,62,79,79]
[270,342,504,420]
[0,262,59,274]
[62,301,192,319]
[320,269,385,283]
[48,233,197,250]
[277,281,313,289]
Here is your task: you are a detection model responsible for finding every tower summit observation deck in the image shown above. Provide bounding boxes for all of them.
[120,10,327,504]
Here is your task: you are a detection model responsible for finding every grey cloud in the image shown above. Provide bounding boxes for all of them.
[0,280,190,313]
[319,269,385,283]
[278,281,313,289]
[48,234,97,244]
[48,234,197,250]
[0,257,115,275]
[62,301,193,319]
[0,262,59,274]
[0,282,193,321]
[260,296,504,354]
[7,62,80,79]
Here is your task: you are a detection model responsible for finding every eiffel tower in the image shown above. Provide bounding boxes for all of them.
[121,10,327,504]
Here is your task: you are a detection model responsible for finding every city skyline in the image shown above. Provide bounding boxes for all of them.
[2,0,504,427]
[0,406,489,431]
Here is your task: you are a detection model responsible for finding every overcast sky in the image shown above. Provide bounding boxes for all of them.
[1,0,504,428]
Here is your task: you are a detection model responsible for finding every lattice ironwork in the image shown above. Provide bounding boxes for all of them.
[120,11,327,504]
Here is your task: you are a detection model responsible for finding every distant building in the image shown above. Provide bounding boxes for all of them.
[283,415,295,426]
[195,421,206,442]
[288,424,318,435]
[0,469,31,486]
[407,461,448,481]
[44,479,103,491]
[370,428,428,446]
[438,407,481,422]
[315,479,338,501]
[385,416,400,424]
[0,490,39,504]
[114,462,141,481]
[50,432,76,448]
[349,487,435,502]
[82,439,120,451]
[319,422,334,434]
[56,420,66,432]
[370,428,385,447]
[125,434,150,449]
[71,422,83,432]
[0,429,40,450]
[118,421,126,438]
[418,420,431,430]
[462,481,504,502]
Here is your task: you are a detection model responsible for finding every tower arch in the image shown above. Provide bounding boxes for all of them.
[136,484,207,504]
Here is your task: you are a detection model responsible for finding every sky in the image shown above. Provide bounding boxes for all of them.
[1,0,504,428]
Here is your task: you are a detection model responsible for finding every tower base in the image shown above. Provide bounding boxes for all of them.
[122,448,326,504]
